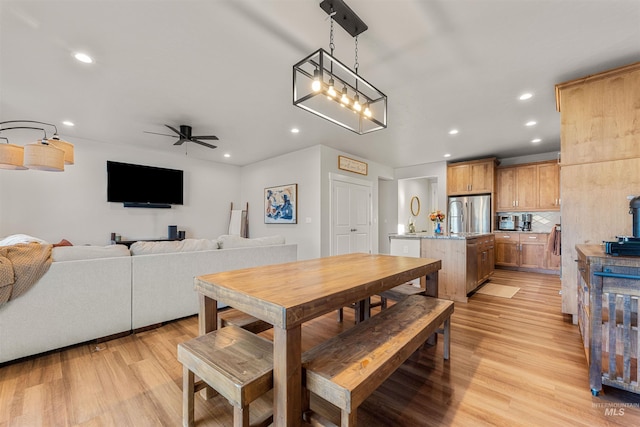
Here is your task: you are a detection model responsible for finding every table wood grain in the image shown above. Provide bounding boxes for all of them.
[194,253,441,427]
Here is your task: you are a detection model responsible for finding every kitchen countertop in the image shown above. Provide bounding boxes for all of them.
[389,232,494,240]
[494,230,553,234]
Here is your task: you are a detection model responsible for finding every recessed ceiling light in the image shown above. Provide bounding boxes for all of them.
[443,153,451,158]
[525,120,537,127]
[531,138,542,143]
[62,120,75,127]
[223,153,231,158]
[290,128,300,134]
[519,93,533,101]
[448,129,459,135]
[74,52,93,64]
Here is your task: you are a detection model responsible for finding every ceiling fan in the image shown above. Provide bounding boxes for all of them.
[144,125,219,149]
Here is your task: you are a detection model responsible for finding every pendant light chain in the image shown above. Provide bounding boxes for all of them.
[329,16,335,56]
[354,35,359,75]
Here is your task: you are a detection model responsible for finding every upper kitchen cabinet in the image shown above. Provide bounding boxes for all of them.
[496,160,560,212]
[447,158,497,195]
[537,161,561,209]
[496,165,536,211]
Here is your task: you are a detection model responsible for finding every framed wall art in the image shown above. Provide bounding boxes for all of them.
[264,183,297,224]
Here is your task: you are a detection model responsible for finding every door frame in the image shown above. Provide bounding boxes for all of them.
[329,172,373,256]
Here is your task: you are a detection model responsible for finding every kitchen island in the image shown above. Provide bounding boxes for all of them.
[390,232,495,302]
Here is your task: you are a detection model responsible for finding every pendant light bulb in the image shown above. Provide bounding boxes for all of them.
[327,78,337,97]
[353,94,362,112]
[341,87,349,105]
[311,69,321,92]
[364,104,372,118]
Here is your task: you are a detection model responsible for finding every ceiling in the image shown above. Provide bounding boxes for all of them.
[1,0,639,169]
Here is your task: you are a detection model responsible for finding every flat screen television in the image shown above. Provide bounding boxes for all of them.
[107,161,183,208]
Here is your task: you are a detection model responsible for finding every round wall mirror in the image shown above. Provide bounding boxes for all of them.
[410,196,421,216]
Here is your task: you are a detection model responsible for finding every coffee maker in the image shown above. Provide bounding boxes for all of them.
[521,213,532,231]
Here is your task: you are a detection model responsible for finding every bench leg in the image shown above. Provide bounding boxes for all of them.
[337,308,344,322]
[443,317,451,360]
[183,366,195,427]
[233,405,249,427]
[341,409,357,427]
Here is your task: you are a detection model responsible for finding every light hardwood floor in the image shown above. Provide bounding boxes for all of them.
[1,269,640,426]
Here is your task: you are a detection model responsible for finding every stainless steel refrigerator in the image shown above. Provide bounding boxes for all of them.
[448,195,491,234]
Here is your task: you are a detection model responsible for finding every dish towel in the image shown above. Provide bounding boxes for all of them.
[547,225,561,256]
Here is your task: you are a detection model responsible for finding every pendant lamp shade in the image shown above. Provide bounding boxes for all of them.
[23,141,65,171]
[49,137,74,164]
[0,143,27,170]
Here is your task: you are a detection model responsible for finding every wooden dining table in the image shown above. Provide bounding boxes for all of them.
[194,252,441,426]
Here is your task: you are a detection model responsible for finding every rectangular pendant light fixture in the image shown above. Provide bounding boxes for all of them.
[292,0,387,135]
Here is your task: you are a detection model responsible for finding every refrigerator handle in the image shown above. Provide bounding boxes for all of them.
[469,201,473,232]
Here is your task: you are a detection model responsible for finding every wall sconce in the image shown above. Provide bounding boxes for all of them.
[0,121,75,171]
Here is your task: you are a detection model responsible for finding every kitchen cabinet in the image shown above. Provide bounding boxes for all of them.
[537,162,561,209]
[475,234,495,288]
[496,161,559,212]
[556,62,640,321]
[495,232,554,271]
[389,234,494,303]
[447,158,496,195]
[421,234,495,302]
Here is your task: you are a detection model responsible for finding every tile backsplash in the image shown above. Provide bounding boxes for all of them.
[497,211,561,233]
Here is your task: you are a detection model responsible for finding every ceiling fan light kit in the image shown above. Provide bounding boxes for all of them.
[0,121,75,171]
[293,0,387,135]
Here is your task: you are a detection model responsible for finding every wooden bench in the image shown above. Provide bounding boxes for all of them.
[302,295,454,427]
[379,283,426,308]
[218,307,273,334]
[177,325,274,427]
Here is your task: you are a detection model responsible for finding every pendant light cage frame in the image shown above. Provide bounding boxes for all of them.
[292,0,387,135]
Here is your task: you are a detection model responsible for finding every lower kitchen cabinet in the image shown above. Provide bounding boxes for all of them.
[420,234,495,302]
[494,232,558,273]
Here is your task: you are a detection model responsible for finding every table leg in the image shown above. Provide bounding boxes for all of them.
[424,272,439,345]
[198,294,218,399]
[355,297,371,323]
[273,325,302,427]
[198,294,218,335]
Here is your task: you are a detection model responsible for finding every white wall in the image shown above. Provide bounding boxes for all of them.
[394,160,448,234]
[319,145,394,257]
[0,138,240,245]
[240,145,322,261]
[378,178,397,254]
[398,177,433,233]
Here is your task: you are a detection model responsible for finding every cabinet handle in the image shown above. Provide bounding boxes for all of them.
[528,236,537,239]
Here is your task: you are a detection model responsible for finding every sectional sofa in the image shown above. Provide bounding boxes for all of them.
[0,236,297,364]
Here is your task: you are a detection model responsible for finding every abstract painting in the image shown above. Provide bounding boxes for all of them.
[264,184,297,224]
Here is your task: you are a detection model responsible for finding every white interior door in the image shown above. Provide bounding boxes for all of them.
[332,178,371,255]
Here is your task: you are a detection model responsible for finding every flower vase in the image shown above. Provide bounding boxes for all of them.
[434,221,442,234]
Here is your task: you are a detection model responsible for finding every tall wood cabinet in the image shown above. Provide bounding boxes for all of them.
[556,62,640,321]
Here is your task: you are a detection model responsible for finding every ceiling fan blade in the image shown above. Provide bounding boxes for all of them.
[144,131,175,137]
[192,139,217,149]
[173,138,186,145]
[192,135,219,141]
[165,124,187,138]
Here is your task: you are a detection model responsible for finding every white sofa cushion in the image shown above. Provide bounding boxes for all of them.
[52,244,131,262]
[130,238,219,255]
[217,234,285,249]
